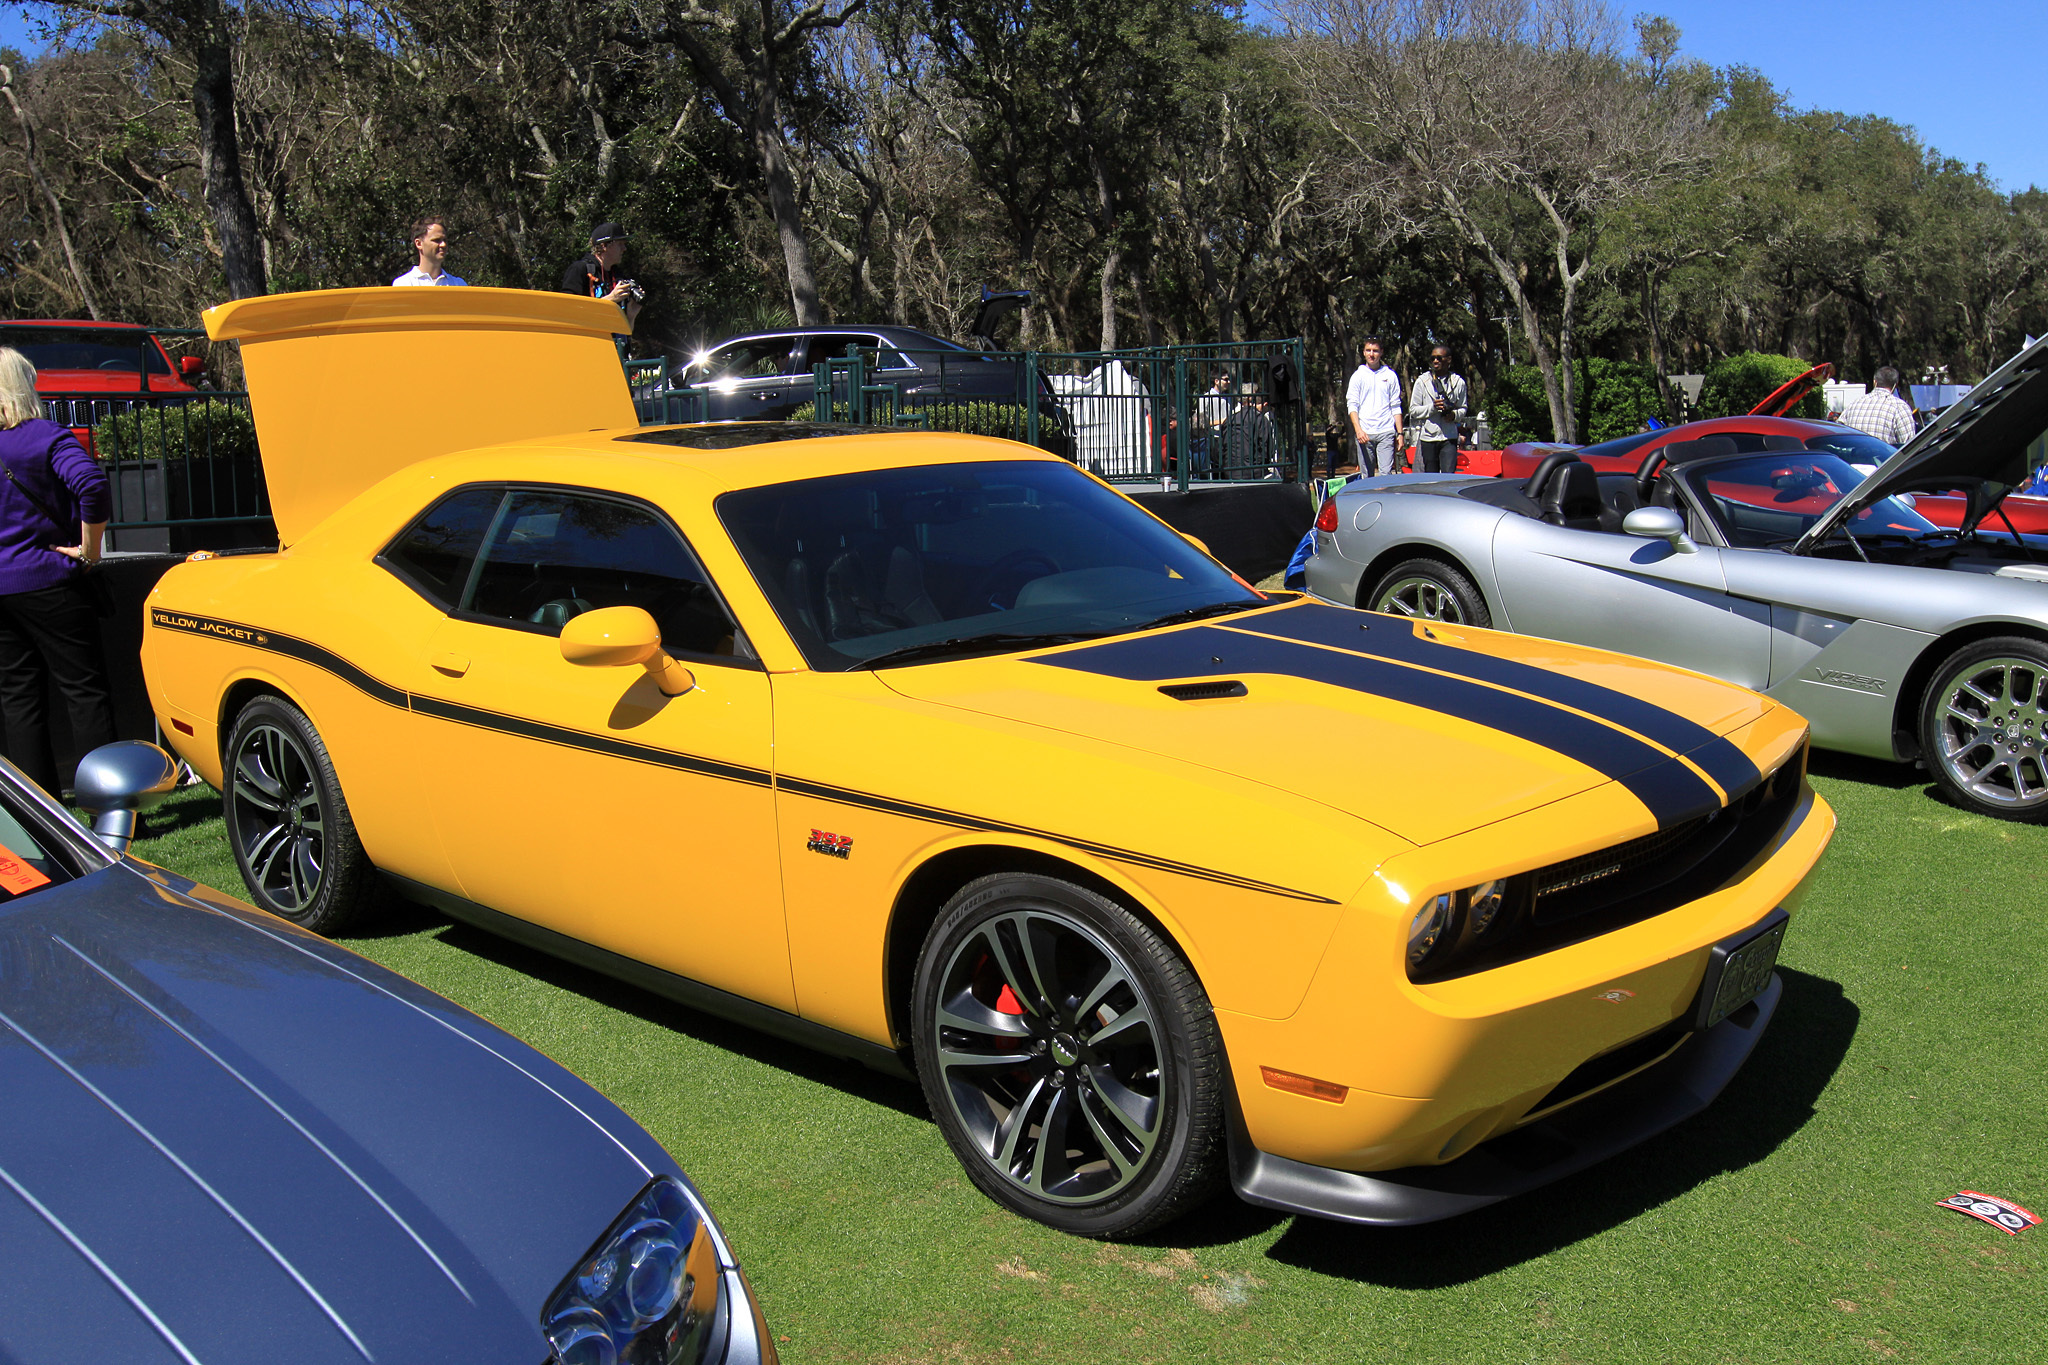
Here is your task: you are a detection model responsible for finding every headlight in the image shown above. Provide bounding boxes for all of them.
[544,1177,721,1365]
[1408,894,1454,969]
[1408,879,1514,976]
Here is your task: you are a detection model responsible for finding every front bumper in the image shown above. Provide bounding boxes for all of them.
[1227,972,1780,1225]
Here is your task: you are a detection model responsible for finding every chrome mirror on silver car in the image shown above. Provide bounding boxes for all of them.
[73,741,182,852]
[1622,506,1697,555]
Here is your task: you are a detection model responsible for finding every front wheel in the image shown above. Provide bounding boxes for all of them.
[223,696,386,932]
[1366,557,1491,627]
[911,873,1224,1237]
[1919,637,2048,822]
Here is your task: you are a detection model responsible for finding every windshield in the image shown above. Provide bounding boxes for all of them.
[1,326,170,376]
[1802,427,1900,466]
[717,460,1262,670]
[1680,452,1940,548]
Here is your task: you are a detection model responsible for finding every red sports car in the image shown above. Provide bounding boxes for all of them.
[1503,416,2048,535]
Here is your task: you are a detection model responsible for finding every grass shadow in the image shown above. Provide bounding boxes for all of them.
[1807,748,1920,792]
[423,915,931,1122]
[1246,967,1857,1286]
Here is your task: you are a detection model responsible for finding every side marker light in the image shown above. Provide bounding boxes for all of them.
[1260,1066,1348,1103]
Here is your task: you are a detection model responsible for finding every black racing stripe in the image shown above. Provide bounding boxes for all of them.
[1236,603,1763,797]
[150,608,770,788]
[1032,626,1722,828]
[409,695,771,787]
[778,775,1339,904]
[151,609,408,709]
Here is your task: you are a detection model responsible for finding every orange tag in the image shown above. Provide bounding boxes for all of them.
[0,850,52,895]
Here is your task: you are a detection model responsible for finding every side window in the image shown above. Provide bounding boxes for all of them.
[463,490,750,661]
[379,486,506,610]
[704,340,790,379]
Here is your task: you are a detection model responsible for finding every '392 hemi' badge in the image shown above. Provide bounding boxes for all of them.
[806,829,853,859]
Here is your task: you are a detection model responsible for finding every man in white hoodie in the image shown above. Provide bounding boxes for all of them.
[1345,337,1403,475]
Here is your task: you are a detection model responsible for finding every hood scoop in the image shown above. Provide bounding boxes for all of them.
[1158,680,1248,701]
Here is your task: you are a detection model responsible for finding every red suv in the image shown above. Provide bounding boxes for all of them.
[4,320,206,452]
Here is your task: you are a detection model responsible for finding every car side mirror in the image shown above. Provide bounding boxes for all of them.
[560,606,694,696]
[1622,506,1697,554]
[178,356,204,380]
[73,741,181,852]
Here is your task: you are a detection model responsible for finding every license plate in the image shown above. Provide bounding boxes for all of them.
[1693,909,1788,1032]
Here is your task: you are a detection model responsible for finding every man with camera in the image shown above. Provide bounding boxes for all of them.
[559,222,645,331]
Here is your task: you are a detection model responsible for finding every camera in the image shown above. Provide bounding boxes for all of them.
[615,279,646,303]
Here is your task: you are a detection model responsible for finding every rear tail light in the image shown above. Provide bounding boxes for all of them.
[1314,498,1339,532]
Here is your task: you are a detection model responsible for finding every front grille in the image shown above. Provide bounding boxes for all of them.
[1411,741,1809,983]
[1527,1018,1692,1117]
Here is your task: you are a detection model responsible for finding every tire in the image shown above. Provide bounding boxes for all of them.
[1918,636,2048,822]
[911,873,1224,1237]
[222,696,386,932]
[1366,557,1491,627]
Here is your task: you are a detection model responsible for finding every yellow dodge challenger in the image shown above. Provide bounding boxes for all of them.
[143,289,1834,1237]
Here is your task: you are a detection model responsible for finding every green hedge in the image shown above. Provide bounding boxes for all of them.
[91,400,259,463]
[1697,352,1826,420]
[1485,358,1663,445]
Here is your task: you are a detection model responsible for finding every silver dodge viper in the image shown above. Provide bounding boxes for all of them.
[1305,336,2048,821]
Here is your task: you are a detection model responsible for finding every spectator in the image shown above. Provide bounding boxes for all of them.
[1220,390,1280,480]
[391,217,465,287]
[1192,372,1236,477]
[1408,345,1468,475]
[560,221,645,332]
[1838,366,1917,447]
[1345,337,1403,475]
[0,347,115,795]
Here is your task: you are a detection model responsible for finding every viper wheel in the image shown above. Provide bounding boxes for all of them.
[1366,557,1491,627]
[911,873,1224,1237]
[223,696,385,932]
[1919,637,2048,822]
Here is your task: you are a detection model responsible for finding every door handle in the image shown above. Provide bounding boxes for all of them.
[433,652,470,677]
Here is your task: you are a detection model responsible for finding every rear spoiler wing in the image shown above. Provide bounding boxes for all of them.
[205,288,637,545]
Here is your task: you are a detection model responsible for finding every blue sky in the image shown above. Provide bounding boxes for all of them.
[2,0,2041,192]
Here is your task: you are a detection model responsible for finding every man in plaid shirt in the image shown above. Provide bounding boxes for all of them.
[1838,366,1917,446]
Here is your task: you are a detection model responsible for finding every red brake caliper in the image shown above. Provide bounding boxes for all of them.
[995,984,1025,1015]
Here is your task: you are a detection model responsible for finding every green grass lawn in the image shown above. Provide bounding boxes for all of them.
[128,756,2045,1363]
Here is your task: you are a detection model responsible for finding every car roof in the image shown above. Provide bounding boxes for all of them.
[6,319,152,330]
[711,325,962,349]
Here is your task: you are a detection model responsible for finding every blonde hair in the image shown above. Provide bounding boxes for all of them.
[0,348,42,428]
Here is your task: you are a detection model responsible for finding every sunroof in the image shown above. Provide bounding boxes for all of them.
[617,422,887,450]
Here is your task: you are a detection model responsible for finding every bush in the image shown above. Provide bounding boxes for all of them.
[1484,357,1663,445]
[91,400,259,464]
[1697,352,1826,420]
[790,398,1067,447]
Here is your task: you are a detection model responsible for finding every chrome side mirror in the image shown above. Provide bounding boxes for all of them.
[74,741,181,852]
[1622,506,1697,555]
[560,606,695,696]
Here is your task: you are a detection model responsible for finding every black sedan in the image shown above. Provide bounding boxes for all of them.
[0,744,774,1365]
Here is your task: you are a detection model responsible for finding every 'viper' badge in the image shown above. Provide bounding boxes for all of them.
[806,829,852,859]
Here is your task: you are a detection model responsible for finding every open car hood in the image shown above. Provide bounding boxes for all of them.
[1747,362,1831,417]
[205,288,637,545]
[1795,335,2048,552]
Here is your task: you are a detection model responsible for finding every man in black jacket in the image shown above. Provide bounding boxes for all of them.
[559,222,644,332]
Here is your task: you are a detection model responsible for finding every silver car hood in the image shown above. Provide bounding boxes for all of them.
[1796,334,2048,552]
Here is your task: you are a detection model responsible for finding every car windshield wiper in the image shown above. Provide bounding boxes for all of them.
[858,632,1103,669]
[1123,599,1268,633]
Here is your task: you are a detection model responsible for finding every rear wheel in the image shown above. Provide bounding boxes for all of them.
[223,696,385,932]
[911,873,1224,1237]
[1366,557,1491,627]
[1919,637,2048,822]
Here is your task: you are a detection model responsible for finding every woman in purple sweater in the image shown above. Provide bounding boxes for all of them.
[0,347,115,794]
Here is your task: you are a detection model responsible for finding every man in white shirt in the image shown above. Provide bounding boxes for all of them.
[391,217,466,287]
[1837,366,1916,447]
[1345,338,1403,475]
[1193,372,1236,476]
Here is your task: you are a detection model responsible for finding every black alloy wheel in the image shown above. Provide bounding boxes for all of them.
[1920,636,2048,822]
[1367,557,1491,627]
[912,873,1224,1237]
[223,696,385,932]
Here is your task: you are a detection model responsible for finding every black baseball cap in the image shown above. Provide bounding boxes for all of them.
[591,222,627,244]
